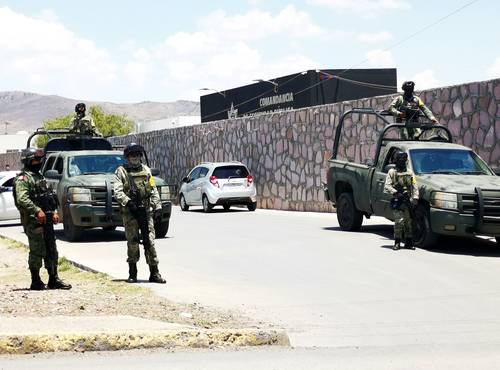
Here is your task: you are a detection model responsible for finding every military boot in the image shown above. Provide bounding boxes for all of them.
[393,238,401,251]
[47,265,72,290]
[30,268,46,291]
[405,239,415,250]
[149,265,166,284]
[127,263,138,283]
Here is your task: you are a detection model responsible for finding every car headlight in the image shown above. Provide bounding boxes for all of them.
[157,185,171,201]
[68,187,92,203]
[430,192,458,210]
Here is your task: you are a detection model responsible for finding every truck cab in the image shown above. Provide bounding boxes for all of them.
[28,130,173,241]
[325,108,500,247]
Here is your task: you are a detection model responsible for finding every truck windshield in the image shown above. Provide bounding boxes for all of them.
[68,155,124,177]
[410,149,492,175]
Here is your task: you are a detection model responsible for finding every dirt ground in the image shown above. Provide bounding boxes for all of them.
[0,237,260,330]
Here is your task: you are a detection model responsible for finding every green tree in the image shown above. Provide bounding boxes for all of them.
[35,105,134,147]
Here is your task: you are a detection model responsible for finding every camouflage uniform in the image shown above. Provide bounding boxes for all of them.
[69,114,101,136]
[389,95,436,139]
[384,167,419,242]
[113,164,162,266]
[15,171,57,270]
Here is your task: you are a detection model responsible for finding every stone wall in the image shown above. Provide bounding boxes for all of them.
[0,151,22,171]
[109,78,500,212]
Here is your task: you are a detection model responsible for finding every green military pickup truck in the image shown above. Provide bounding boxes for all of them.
[324,108,500,247]
[28,130,173,241]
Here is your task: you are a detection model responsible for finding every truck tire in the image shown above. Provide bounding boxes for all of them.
[414,204,438,248]
[63,209,84,242]
[495,237,500,246]
[155,221,169,238]
[179,194,189,211]
[337,193,363,231]
[102,226,116,232]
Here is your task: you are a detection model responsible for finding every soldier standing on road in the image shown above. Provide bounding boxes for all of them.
[389,81,438,139]
[14,148,72,290]
[113,143,166,284]
[384,151,419,250]
[68,103,102,137]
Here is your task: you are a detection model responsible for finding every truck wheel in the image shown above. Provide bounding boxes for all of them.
[414,204,438,248]
[337,193,363,231]
[179,194,189,211]
[102,226,116,232]
[495,237,500,245]
[202,195,213,213]
[63,209,83,241]
[155,221,169,238]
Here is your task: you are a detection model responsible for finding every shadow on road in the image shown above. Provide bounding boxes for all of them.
[323,224,500,257]
[55,229,126,243]
[190,208,250,214]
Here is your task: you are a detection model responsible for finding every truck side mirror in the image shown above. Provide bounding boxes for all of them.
[151,168,160,176]
[45,169,62,180]
[0,186,8,193]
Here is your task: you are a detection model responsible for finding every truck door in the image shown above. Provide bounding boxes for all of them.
[370,147,400,219]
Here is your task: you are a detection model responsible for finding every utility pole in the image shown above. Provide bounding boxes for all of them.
[4,121,10,135]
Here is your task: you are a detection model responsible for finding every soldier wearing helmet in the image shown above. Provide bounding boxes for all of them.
[68,103,102,137]
[384,151,419,250]
[14,148,71,290]
[113,143,166,284]
[389,81,438,139]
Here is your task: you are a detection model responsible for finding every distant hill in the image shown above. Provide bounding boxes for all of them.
[0,91,200,134]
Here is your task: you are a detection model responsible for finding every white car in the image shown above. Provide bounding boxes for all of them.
[179,162,257,212]
[0,171,20,221]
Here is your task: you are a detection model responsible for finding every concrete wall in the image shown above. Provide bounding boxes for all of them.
[109,78,500,212]
[0,151,22,171]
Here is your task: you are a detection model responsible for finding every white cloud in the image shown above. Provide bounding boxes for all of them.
[0,6,117,100]
[402,69,440,90]
[365,49,395,67]
[487,57,500,79]
[308,0,410,12]
[357,31,393,43]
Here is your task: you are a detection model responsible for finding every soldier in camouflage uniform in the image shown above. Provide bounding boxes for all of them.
[384,151,419,250]
[14,148,72,290]
[389,81,438,139]
[68,103,102,137]
[113,143,166,284]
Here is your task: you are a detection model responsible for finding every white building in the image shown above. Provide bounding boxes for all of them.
[0,133,30,153]
[136,116,201,133]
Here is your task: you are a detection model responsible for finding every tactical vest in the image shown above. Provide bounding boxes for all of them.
[392,170,414,193]
[122,166,155,206]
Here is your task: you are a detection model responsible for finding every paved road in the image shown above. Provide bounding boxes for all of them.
[2,206,500,350]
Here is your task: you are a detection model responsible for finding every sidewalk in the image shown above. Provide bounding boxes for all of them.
[0,236,289,354]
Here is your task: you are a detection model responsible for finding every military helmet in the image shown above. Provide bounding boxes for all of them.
[401,81,415,93]
[75,102,86,113]
[21,147,45,165]
[124,143,144,157]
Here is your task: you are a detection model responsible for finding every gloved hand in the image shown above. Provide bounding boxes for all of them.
[52,213,60,224]
[411,198,418,206]
[36,210,46,224]
[127,200,138,214]
[154,209,162,221]
[431,118,438,124]
[402,190,410,197]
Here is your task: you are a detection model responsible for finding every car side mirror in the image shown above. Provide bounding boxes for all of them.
[182,176,189,183]
[151,168,160,176]
[0,186,7,193]
[45,169,62,180]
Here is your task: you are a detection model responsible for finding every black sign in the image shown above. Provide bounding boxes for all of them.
[200,69,397,122]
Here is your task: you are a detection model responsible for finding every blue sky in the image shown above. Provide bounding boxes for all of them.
[0,0,498,103]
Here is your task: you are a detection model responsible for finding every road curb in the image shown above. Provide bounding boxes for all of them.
[0,328,290,354]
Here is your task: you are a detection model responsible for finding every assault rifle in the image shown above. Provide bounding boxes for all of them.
[391,184,416,219]
[128,172,153,251]
[36,180,59,267]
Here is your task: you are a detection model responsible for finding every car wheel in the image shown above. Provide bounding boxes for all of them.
[154,220,169,238]
[413,204,438,248]
[63,208,84,241]
[179,194,189,211]
[202,195,213,213]
[102,226,116,232]
[247,202,257,211]
[223,204,231,211]
[337,192,363,231]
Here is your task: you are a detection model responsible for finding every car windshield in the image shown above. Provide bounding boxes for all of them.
[212,165,249,178]
[68,154,124,177]
[410,149,493,175]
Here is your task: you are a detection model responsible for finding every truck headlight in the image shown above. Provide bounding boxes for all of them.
[430,192,458,210]
[157,185,171,201]
[68,187,92,203]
